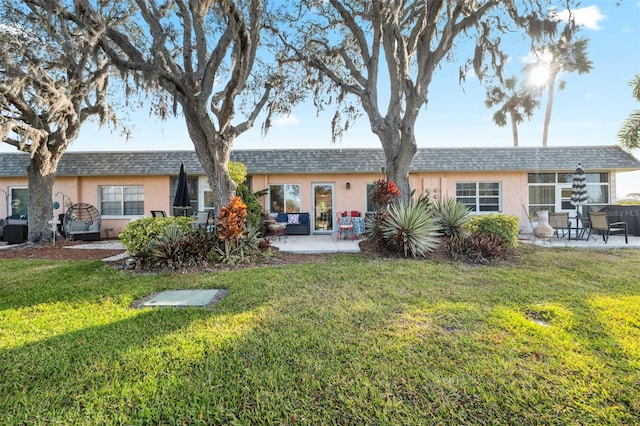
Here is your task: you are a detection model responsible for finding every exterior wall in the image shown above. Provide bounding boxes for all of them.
[1,168,623,238]
[3,175,170,239]
[250,173,382,215]
[252,171,530,231]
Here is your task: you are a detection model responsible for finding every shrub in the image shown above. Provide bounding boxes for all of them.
[217,196,247,243]
[364,210,389,247]
[119,216,192,256]
[236,184,267,228]
[381,202,441,258]
[372,179,400,208]
[464,213,519,248]
[146,226,218,270]
[213,221,263,265]
[211,196,263,265]
[445,232,507,264]
[229,161,248,185]
[431,198,471,238]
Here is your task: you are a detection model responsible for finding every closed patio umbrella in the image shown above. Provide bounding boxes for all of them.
[570,163,588,215]
[173,162,191,216]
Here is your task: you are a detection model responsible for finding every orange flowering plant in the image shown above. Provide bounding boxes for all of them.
[217,196,247,243]
[372,179,400,207]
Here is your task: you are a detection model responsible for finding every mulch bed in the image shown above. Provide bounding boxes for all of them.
[0,238,457,270]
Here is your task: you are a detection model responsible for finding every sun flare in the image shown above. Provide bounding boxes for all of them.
[529,64,551,87]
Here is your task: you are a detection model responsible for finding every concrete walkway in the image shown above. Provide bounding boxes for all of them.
[72,235,363,255]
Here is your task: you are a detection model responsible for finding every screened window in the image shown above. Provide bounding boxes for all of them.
[456,182,501,212]
[269,184,301,213]
[9,187,28,217]
[99,185,144,216]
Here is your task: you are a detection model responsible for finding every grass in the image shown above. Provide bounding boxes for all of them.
[1,246,639,425]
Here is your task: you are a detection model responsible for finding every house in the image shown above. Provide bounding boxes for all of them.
[1,146,639,238]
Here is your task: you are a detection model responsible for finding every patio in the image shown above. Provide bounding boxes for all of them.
[269,234,362,254]
[521,233,640,249]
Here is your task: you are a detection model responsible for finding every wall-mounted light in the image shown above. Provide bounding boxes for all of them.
[346,182,351,190]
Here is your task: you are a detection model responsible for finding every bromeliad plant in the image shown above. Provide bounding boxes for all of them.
[365,179,402,245]
[371,179,400,208]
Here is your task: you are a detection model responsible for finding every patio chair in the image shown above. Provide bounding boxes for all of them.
[549,212,571,239]
[587,211,628,244]
[151,210,167,218]
[194,211,215,232]
[336,212,355,241]
[575,212,595,241]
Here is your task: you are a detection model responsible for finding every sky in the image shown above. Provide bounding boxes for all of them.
[3,1,639,196]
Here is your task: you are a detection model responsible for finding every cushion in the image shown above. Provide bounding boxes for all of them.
[70,220,87,232]
[350,210,359,217]
[287,214,300,224]
[88,223,100,232]
[299,213,308,224]
[277,213,287,222]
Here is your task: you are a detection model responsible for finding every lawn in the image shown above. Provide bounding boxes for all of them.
[1,246,639,425]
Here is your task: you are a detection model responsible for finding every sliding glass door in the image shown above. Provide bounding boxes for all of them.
[312,183,334,233]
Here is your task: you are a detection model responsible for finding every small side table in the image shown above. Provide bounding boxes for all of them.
[267,222,287,242]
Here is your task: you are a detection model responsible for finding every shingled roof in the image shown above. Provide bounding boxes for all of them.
[1,146,639,177]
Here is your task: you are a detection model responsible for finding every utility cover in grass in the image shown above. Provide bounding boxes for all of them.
[138,289,225,308]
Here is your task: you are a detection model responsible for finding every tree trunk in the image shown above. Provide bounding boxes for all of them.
[184,105,236,213]
[542,74,557,147]
[510,110,519,147]
[26,152,60,243]
[374,121,417,205]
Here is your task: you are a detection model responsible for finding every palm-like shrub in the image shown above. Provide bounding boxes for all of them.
[431,198,471,238]
[382,202,441,258]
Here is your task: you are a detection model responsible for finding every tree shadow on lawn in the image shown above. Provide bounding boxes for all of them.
[0,304,250,422]
[0,260,139,310]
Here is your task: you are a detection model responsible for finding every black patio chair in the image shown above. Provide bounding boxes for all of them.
[587,211,628,244]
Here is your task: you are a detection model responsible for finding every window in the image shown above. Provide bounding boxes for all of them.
[9,187,28,217]
[527,172,609,215]
[99,185,144,216]
[366,183,376,213]
[456,182,501,212]
[269,184,301,213]
[170,176,198,216]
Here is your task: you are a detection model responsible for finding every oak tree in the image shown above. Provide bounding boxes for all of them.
[0,2,112,242]
[272,0,566,202]
[52,0,294,210]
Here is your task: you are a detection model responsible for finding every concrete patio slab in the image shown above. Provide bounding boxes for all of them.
[269,234,362,254]
[139,289,225,308]
[520,233,640,249]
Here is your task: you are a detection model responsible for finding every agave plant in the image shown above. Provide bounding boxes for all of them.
[382,202,441,258]
[431,198,471,238]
